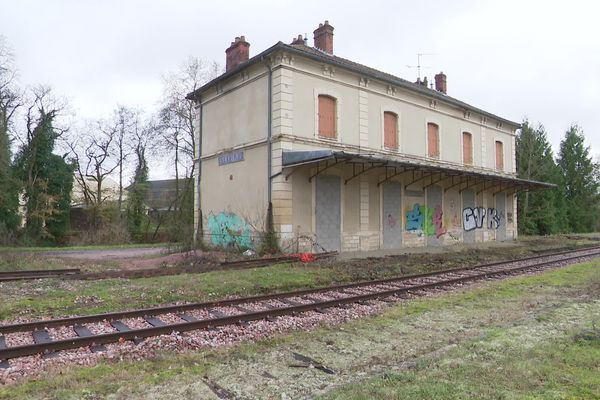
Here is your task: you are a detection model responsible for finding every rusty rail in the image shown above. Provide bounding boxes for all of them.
[0,268,81,282]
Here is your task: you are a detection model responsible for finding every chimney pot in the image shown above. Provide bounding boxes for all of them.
[435,71,447,94]
[225,36,250,72]
[313,20,334,54]
[291,34,305,45]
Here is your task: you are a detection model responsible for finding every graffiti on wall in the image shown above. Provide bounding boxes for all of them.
[386,213,398,229]
[406,204,424,232]
[206,211,253,249]
[405,203,446,238]
[462,207,504,231]
[432,204,447,238]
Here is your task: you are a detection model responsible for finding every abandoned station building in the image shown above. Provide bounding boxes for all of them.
[188,21,552,252]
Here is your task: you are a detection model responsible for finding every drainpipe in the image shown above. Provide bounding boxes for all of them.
[195,101,203,246]
[264,58,276,249]
[265,60,273,204]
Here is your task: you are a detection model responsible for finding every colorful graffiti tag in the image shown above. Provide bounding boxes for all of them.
[206,212,253,249]
[462,207,503,231]
[432,204,446,238]
[405,203,446,238]
[406,204,424,232]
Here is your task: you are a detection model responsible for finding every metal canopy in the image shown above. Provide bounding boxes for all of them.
[281,150,556,192]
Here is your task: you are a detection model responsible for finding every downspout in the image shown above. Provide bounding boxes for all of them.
[264,57,276,251]
[195,100,203,247]
[265,59,273,204]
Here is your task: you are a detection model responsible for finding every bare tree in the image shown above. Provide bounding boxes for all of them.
[158,57,220,188]
[68,120,119,210]
[0,36,22,152]
[110,105,140,211]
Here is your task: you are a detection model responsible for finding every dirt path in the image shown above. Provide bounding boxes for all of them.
[37,247,167,260]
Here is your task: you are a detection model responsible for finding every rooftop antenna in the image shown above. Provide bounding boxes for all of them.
[406,53,437,80]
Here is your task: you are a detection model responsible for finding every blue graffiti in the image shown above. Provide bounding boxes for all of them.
[406,204,424,232]
[207,212,253,249]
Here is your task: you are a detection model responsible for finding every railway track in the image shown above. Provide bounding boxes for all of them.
[0,268,81,282]
[1,246,599,368]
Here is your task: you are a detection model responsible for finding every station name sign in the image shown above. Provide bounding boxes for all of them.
[218,150,244,166]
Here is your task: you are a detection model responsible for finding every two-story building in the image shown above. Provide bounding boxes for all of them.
[188,21,552,252]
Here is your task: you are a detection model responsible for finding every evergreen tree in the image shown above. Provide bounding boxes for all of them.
[13,108,74,241]
[0,112,20,231]
[127,145,149,241]
[557,125,600,232]
[516,120,566,235]
[0,36,20,231]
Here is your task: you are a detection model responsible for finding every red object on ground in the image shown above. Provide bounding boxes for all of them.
[292,253,316,263]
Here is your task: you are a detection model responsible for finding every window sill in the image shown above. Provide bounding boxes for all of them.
[317,135,339,142]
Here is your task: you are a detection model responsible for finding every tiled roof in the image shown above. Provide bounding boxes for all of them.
[187,41,519,127]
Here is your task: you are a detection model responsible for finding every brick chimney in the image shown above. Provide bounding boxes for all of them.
[313,21,334,54]
[434,72,447,94]
[225,36,250,72]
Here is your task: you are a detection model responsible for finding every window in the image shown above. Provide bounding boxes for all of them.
[427,123,439,158]
[495,140,504,170]
[383,112,398,149]
[318,95,336,139]
[462,132,473,165]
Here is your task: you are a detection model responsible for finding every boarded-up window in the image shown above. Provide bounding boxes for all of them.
[318,95,336,138]
[462,132,473,165]
[495,141,504,170]
[383,112,398,149]
[427,123,439,158]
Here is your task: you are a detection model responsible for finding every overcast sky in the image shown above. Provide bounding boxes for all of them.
[1,0,598,179]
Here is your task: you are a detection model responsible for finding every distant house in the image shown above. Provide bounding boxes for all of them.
[71,175,121,209]
[140,179,190,215]
[70,175,123,229]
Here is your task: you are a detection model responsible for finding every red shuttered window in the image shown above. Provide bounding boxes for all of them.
[427,123,439,158]
[495,141,504,170]
[383,112,398,149]
[462,132,473,165]
[318,95,336,139]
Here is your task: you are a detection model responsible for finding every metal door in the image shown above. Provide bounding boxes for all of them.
[382,182,402,249]
[315,175,341,252]
[495,192,506,240]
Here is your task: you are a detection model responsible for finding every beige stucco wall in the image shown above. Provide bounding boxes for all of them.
[202,74,269,156]
[200,144,268,231]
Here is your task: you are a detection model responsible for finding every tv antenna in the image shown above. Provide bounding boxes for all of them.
[406,53,437,80]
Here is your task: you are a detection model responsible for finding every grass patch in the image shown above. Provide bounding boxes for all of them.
[320,327,600,400]
[0,263,335,320]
